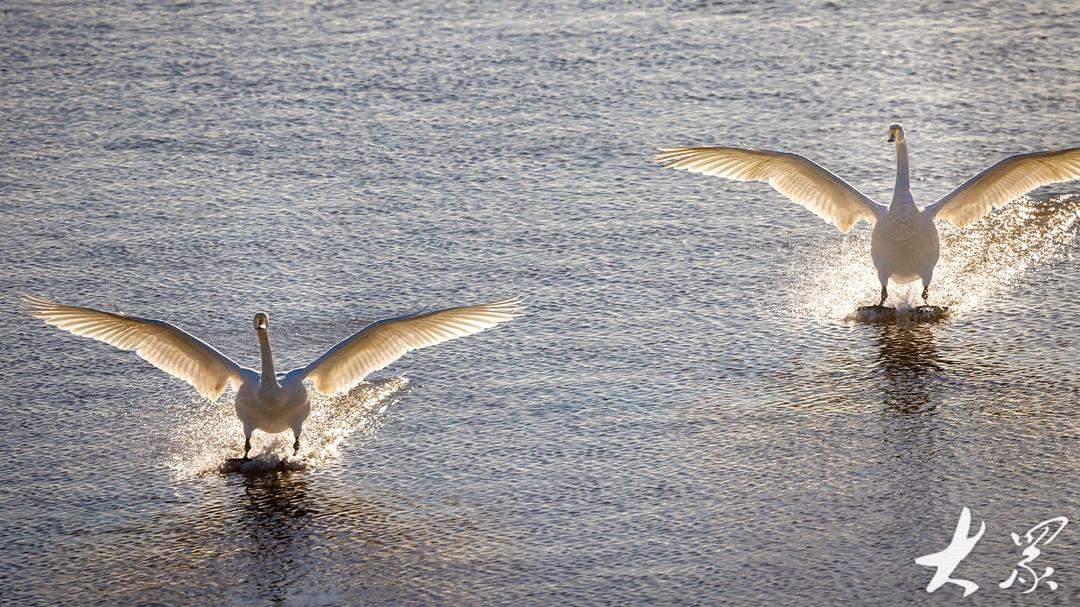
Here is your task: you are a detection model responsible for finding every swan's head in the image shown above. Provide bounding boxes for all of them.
[887,124,905,143]
[253,312,269,332]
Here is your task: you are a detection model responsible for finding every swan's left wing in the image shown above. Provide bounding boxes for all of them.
[924,147,1080,227]
[296,297,525,395]
[24,295,245,401]
[657,146,887,232]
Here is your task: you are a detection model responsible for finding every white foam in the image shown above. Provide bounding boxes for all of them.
[167,376,410,478]
[848,304,950,324]
[791,194,1079,321]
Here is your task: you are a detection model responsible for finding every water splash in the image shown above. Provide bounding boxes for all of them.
[791,194,1079,320]
[167,377,410,478]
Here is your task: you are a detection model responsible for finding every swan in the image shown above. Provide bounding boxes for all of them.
[24,294,524,459]
[657,125,1080,306]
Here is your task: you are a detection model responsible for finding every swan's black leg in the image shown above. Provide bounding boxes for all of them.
[878,285,888,307]
[243,437,251,461]
[293,431,301,455]
[921,285,929,304]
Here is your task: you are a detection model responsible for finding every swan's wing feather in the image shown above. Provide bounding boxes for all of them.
[925,147,1080,227]
[657,146,886,232]
[299,297,525,395]
[24,295,244,400]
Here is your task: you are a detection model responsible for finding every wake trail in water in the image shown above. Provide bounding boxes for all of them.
[167,377,410,478]
[790,194,1079,320]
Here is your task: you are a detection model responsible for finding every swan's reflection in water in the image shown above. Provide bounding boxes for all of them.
[873,324,944,414]
[235,472,316,603]
[24,468,475,605]
[223,471,463,604]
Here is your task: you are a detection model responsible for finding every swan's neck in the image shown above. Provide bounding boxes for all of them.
[891,139,912,206]
[257,330,278,386]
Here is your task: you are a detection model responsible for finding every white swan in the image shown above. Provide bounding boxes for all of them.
[24,295,525,459]
[658,125,1080,306]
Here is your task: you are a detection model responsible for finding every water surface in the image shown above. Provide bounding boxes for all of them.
[1,1,1078,604]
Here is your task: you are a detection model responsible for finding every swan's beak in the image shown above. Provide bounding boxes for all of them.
[887,132,895,143]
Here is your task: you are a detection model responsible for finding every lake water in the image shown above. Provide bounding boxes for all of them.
[1,1,1078,605]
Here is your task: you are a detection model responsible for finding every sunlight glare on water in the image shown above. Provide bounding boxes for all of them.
[791,194,1079,320]
[168,377,409,478]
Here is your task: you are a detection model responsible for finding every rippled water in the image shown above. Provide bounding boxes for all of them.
[2,1,1078,605]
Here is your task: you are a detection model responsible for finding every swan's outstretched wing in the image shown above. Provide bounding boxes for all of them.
[297,297,525,395]
[24,295,245,400]
[657,146,886,232]
[924,147,1080,227]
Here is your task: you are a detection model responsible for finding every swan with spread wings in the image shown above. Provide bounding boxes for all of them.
[658,125,1080,306]
[25,295,524,459]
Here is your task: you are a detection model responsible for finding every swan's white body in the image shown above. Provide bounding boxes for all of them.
[25,295,524,459]
[658,125,1080,305]
[234,370,310,439]
[870,186,939,290]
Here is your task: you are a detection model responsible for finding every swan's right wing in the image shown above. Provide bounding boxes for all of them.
[297,297,525,395]
[24,295,245,401]
[923,147,1080,227]
[657,146,886,232]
